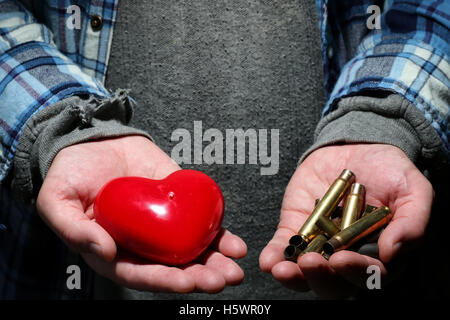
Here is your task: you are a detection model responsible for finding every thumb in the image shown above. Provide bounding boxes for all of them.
[378,171,433,263]
[37,192,117,262]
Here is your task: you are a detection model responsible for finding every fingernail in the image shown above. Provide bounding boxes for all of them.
[358,243,379,258]
[392,242,402,258]
[88,242,102,256]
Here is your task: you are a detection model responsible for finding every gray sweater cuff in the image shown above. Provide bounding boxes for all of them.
[300,94,443,164]
[12,89,152,202]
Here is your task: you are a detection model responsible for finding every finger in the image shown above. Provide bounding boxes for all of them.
[199,250,245,286]
[37,196,116,262]
[81,252,195,293]
[271,261,309,291]
[298,253,357,299]
[212,229,247,259]
[182,263,226,294]
[259,227,295,273]
[378,172,433,262]
[329,250,387,289]
[259,173,316,273]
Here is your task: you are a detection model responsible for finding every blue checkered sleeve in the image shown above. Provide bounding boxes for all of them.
[316,0,450,154]
[0,0,111,182]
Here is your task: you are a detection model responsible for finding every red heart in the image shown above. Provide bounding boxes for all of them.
[94,169,224,265]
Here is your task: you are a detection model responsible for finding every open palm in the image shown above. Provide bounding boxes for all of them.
[259,143,433,298]
[37,135,247,293]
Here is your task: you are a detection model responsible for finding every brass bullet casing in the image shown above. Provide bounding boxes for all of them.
[362,204,378,217]
[296,169,355,250]
[300,235,328,256]
[284,244,302,261]
[289,235,304,247]
[314,200,341,237]
[323,206,392,255]
[316,216,340,238]
[315,199,343,219]
[287,228,323,261]
[341,183,365,229]
[288,229,323,250]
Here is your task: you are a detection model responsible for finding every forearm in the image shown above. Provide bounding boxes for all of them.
[12,89,151,202]
[0,1,111,182]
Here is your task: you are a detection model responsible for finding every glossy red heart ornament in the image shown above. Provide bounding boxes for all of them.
[94,170,224,265]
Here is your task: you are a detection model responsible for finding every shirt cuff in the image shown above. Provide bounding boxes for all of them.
[0,41,111,181]
[11,89,152,202]
[299,94,444,164]
[323,36,450,155]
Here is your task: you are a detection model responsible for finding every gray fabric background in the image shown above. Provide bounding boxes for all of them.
[98,0,324,299]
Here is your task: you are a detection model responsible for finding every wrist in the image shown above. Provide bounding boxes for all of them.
[12,90,152,202]
[300,94,443,165]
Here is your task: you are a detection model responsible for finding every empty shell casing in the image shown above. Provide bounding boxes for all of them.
[289,228,323,248]
[341,183,365,229]
[300,234,328,255]
[288,200,340,251]
[314,200,341,237]
[323,206,392,255]
[315,199,343,219]
[316,216,340,237]
[289,235,304,247]
[296,169,355,250]
[362,204,378,217]
[284,244,302,261]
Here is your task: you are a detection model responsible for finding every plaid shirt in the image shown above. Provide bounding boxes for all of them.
[0,0,117,299]
[0,0,449,299]
[316,0,450,152]
[0,0,117,182]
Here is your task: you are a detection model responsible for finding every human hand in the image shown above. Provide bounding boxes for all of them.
[37,135,247,293]
[259,144,433,298]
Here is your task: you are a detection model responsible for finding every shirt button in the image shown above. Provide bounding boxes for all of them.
[90,15,103,31]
